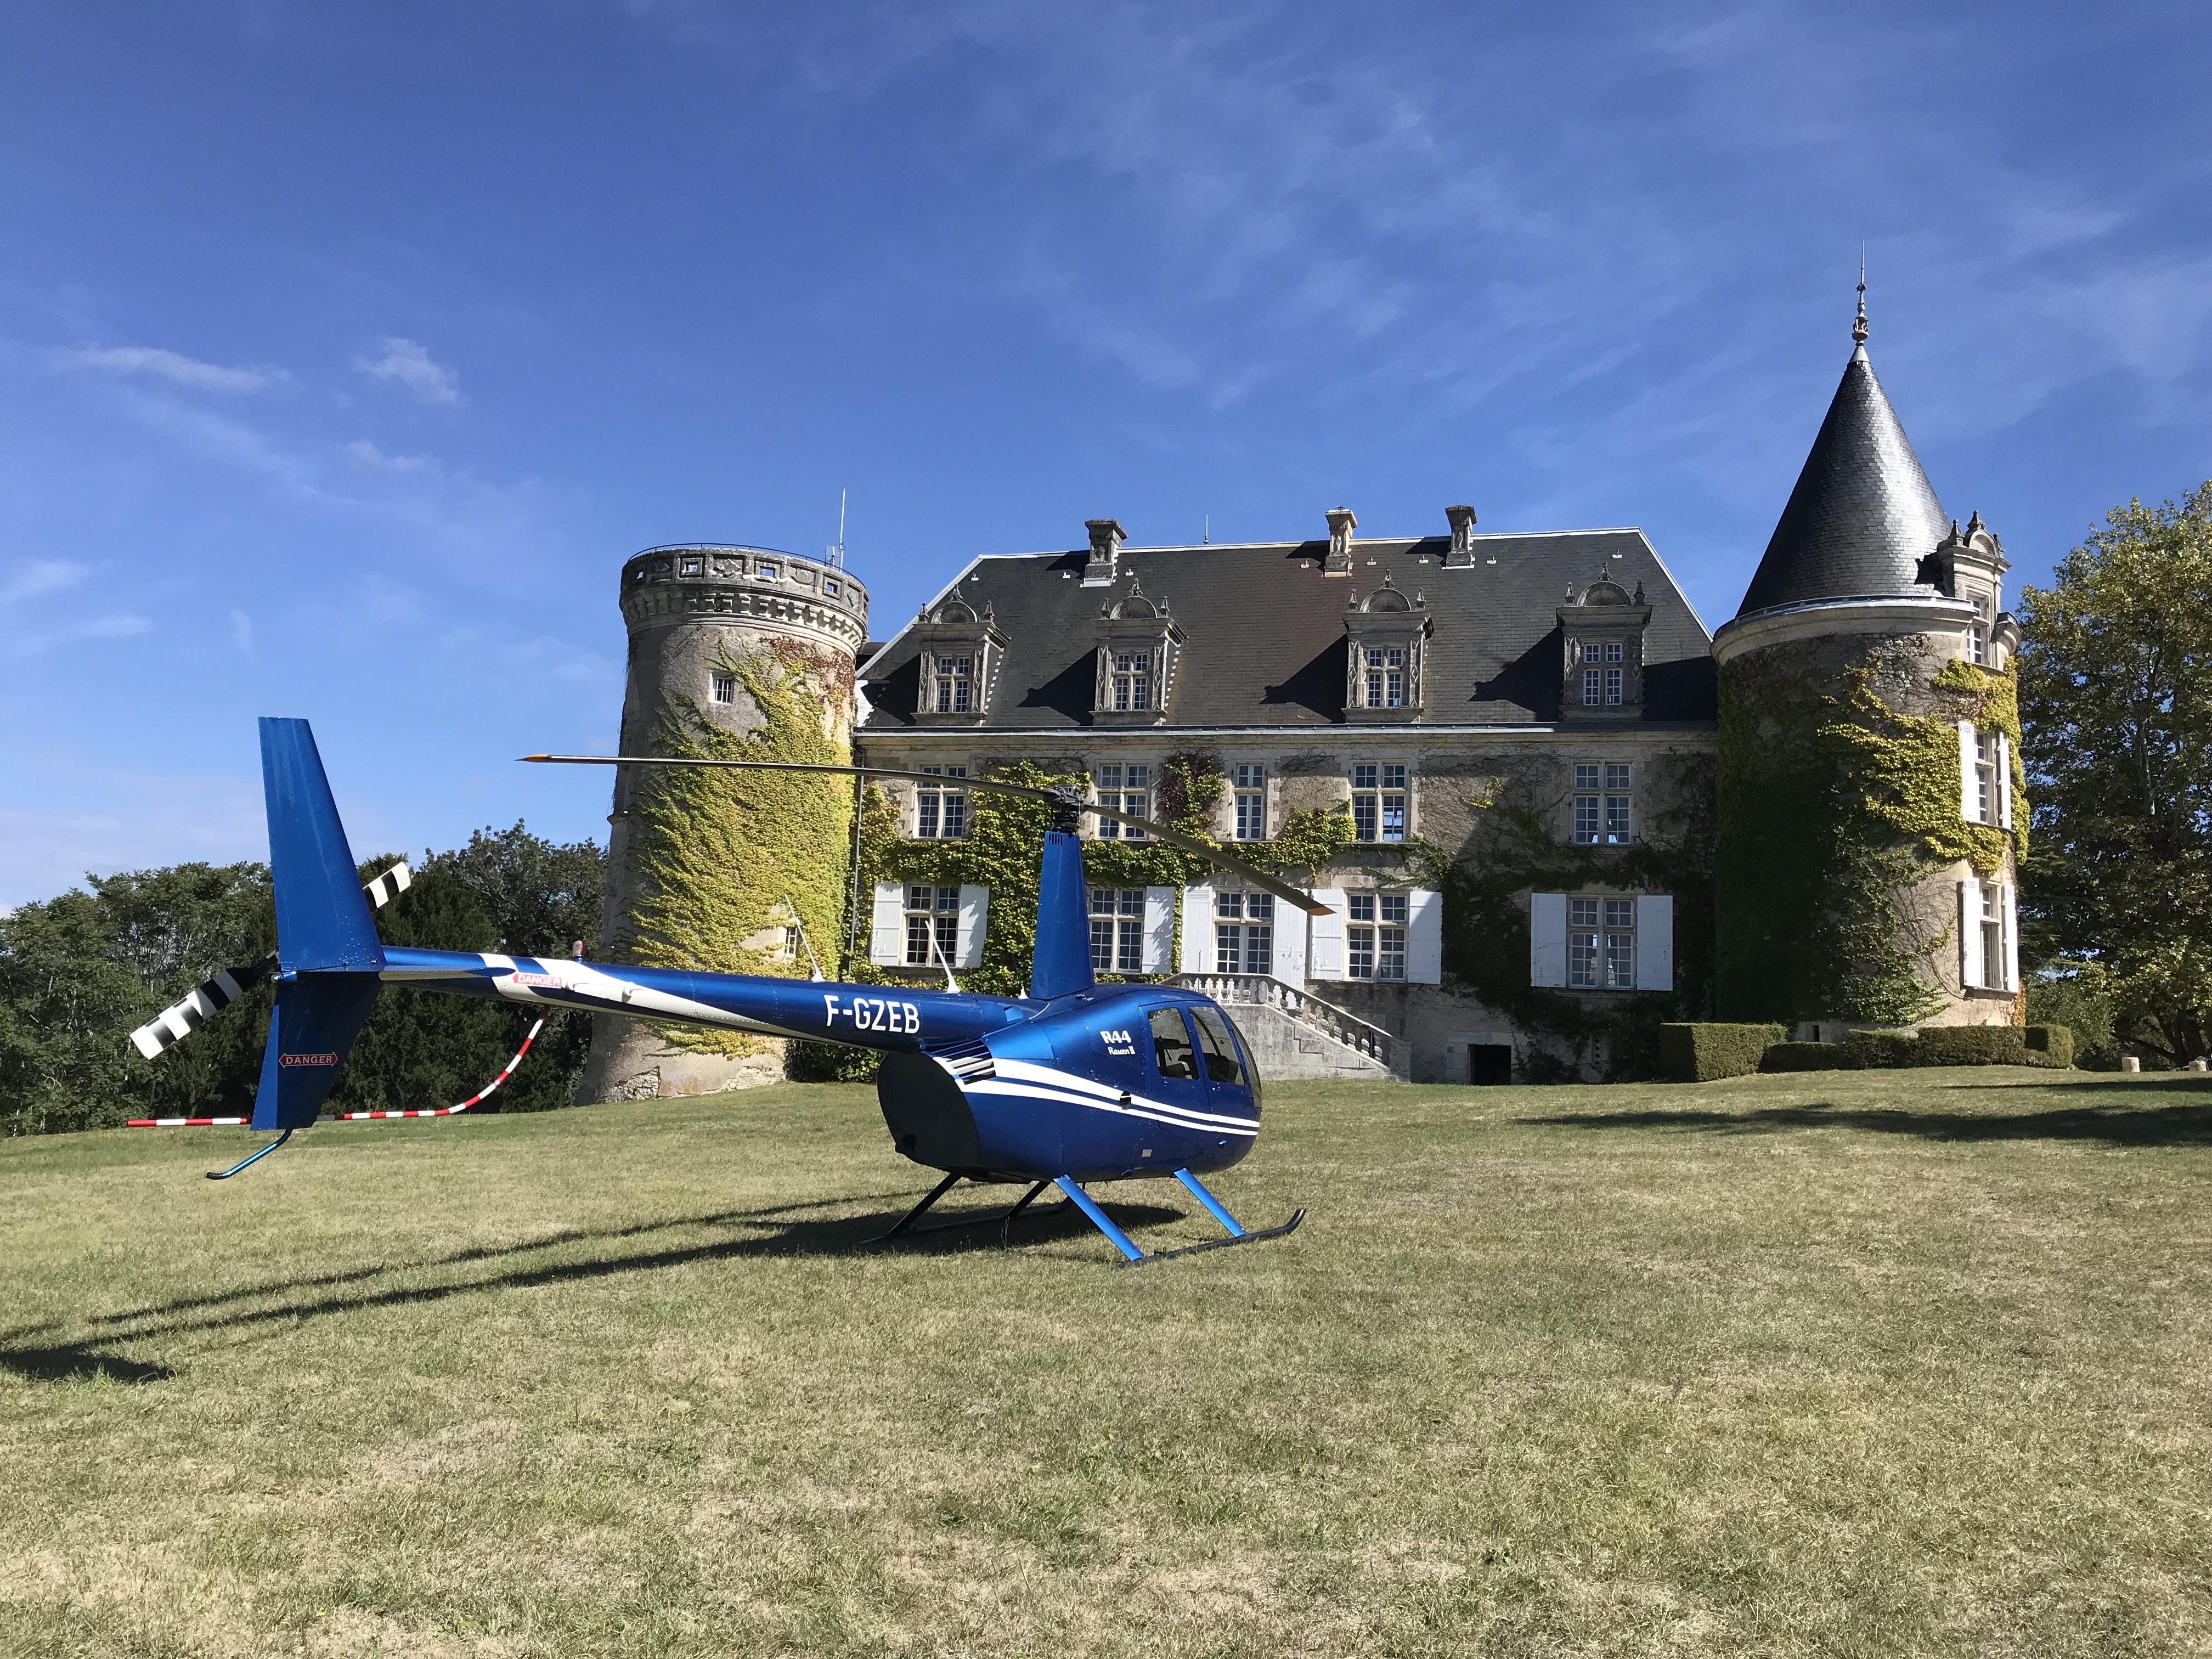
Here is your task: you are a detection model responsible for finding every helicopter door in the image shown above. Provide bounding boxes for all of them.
[1144,1006,1207,1123]
[1187,1004,1256,1118]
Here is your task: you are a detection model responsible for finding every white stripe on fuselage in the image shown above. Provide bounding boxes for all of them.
[989,1057,1259,1130]
[962,1076,1259,1138]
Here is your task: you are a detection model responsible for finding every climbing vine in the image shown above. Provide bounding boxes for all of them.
[623,638,854,1059]
[1717,640,2027,1028]
[1406,758,1716,1080]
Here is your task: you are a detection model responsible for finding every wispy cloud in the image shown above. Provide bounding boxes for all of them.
[354,336,461,405]
[55,344,288,393]
[13,611,154,657]
[0,559,88,605]
[345,438,440,475]
[229,608,254,653]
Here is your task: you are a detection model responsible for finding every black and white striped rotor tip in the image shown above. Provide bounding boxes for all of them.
[127,862,414,1062]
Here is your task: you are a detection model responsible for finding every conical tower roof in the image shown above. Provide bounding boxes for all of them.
[1737,341,1949,617]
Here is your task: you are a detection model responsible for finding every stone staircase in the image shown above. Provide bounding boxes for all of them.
[1174,973,1404,1082]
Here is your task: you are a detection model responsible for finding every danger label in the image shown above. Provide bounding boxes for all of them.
[279,1052,338,1068]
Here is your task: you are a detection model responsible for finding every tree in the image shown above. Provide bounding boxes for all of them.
[2017,481,2212,1064]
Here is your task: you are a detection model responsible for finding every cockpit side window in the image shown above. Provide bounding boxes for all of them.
[1148,1007,1199,1080]
[1189,1006,1246,1086]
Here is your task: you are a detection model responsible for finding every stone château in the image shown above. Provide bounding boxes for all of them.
[585,303,2024,1092]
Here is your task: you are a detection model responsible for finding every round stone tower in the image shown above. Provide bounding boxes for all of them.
[579,543,871,1102]
[1712,300,2022,1032]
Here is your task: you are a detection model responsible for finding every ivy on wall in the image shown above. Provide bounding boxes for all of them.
[1405,758,1717,1080]
[622,638,854,1059]
[1717,641,2027,1028]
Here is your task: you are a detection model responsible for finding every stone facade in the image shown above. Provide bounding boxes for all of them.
[579,544,870,1102]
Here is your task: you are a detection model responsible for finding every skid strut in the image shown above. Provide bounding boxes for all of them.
[1056,1169,1304,1267]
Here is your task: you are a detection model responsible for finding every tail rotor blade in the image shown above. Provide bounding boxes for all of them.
[127,861,412,1063]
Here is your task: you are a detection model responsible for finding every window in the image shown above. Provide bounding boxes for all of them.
[1189,1006,1247,1085]
[1604,667,1623,704]
[823,577,840,597]
[903,884,959,967]
[1110,650,1154,711]
[915,765,967,839]
[1233,764,1266,841]
[710,672,736,704]
[1980,884,2003,984]
[930,654,973,714]
[1568,897,1636,989]
[1363,646,1406,708]
[1094,764,1150,840]
[1970,596,1989,666]
[1572,763,1632,845]
[1214,891,1274,974]
[1352,763,1407,843]
[1973,730,1995,824]
[679,555,704,576]
[755,563,779,582]
[1088,887,1146,974]
[1149,1007,1198,1080]
[1346,893,1408,980]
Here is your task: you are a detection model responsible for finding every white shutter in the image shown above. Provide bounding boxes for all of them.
[1635,894,1674,991]
[2001,883,2019,992]
[954,885,988,969]
[1405,889,1443,984]
[868,883,905,966]
[1959,721,1978,822]
[1269,891,1307,983]
[1997,732,2013,830]
[1308,888,1346,981]
[1141,887,1176,973]
[1960,876,1984,989]
[1530,893,1567,988]
[1179,884,1215,974]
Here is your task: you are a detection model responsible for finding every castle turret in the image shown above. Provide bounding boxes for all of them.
[1712,295,2023,1031]
[579,544,871,1101]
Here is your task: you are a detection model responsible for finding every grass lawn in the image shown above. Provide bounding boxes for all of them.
[3,1068,2209,1657]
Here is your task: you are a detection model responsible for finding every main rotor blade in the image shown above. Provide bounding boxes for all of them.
[521,754,1333,916]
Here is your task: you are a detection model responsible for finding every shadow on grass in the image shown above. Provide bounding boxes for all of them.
[1520,1099,2212,1147]
[1,1190,1185,1385]
[0,1346,176,1385]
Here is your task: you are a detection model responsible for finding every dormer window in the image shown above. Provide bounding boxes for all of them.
[930,654,973,713]
[1559,578,1651,719]
[1362,647,1406,709]
[1344,576,1431,721]
[1111,649,1154,711]
[910,594,1007,724]
[1093,577,1184,724]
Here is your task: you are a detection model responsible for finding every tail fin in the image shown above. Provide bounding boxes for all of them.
[261,717,385,973]
[1029,830,1094,1001]
[252,718,385,1128]
[251,977,382,1130]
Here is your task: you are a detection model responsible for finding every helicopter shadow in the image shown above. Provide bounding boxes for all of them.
[0,1190,1185,1386]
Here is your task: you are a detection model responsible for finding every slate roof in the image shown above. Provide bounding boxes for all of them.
[859,529,1717,731]
[1737,345,1951,617]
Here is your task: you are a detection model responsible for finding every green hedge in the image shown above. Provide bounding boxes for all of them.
[1758,1041,1841,1073]
[1751,1025,2073,1075]
[1659,1023,1787,1082]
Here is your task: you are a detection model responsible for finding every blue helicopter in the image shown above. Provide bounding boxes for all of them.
[131,718,1321,1266]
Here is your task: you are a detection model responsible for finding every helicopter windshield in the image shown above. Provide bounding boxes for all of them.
[1188,1006,1246,1087]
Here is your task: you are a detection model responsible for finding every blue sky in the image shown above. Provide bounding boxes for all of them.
[3,2,2208,904]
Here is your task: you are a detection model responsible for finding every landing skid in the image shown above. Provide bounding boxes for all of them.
[868,1167,1301,1266]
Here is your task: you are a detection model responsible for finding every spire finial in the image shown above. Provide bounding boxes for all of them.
[1853,247,1869,345]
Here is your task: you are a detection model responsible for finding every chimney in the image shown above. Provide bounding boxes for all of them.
[1082,518,1125,586]
[1444,504,1479,566]
[1324,506,1357,575]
